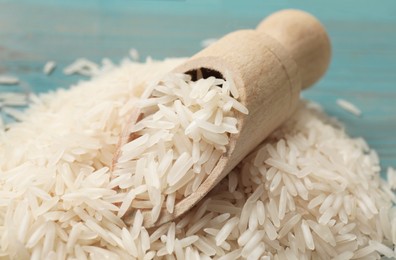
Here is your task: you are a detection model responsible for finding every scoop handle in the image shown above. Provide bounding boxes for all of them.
[257,9,331,89]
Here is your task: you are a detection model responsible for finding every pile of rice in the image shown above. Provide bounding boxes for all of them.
[0,57,395,259]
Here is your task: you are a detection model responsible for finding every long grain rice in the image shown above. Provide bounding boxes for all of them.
[336,98,362,116]
[43,61,57,75]
[0,57,395,259]
[0,75,19,85]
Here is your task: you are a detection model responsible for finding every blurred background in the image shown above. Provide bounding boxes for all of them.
[0,0,395,175]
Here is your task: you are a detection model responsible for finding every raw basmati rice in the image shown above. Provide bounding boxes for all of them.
[387,167,396,190]
[0,75,19,85]
[0,92,28,107]
[0,57,396,259]
[43,61,57,75]
[63,58,100,77]
[129,48,140,61]
[2,107,26,121]
[336,98,362,116]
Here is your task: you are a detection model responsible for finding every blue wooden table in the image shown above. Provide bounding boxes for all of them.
[1,0,395,176]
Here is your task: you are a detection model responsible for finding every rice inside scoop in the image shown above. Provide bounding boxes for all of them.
[112,72,248,221]
[0,58,395,259]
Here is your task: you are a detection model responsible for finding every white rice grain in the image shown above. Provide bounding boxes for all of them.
[301,220,315,250]
[63,58,99,76]
[215,217,239,246]
[0,75,19,85]
[166,223,176,254]
[129,48,140,61]
[336,99,362,116]
[368,240,395,258]
[43,61,57,75]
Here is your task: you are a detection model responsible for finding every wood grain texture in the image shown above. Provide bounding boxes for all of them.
[0,0,395,179]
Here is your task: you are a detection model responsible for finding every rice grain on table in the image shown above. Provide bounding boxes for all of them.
[0,75,19,85]
[336,98,362,116]
[129,48,140,61]
[43,61,57,75]
[0,57,396,259]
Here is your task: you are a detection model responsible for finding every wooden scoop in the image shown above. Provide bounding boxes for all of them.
[115,9,331,228]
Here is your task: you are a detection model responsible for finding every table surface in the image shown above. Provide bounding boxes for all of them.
[1,0,395,177]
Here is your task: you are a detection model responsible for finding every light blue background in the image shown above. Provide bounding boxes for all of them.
[0,0,395,176]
